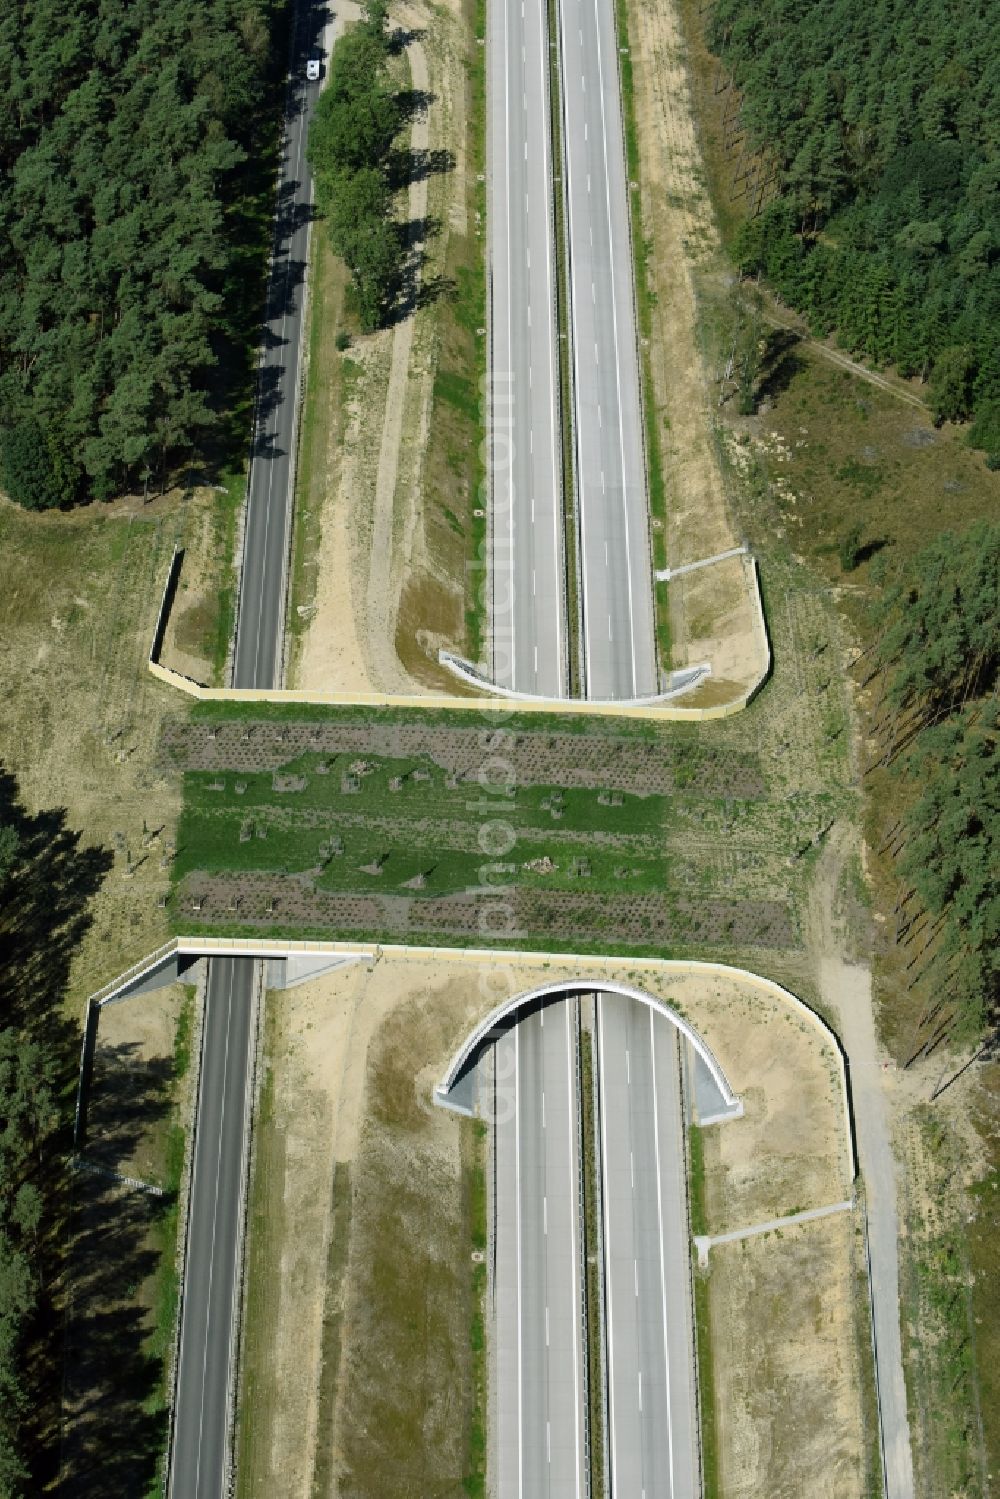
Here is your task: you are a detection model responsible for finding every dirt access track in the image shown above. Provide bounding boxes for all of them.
[218,945,862,1497]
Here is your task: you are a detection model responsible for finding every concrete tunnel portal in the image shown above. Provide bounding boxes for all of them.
[434,977,743,1124]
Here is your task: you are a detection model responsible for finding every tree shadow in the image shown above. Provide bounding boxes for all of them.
[853,536,891,567]
[0,769,117,1486]
[385,144,456,194]
[61,1008,180,1494]
[388,24,428,55]
[395,87,435,121]
[59,1171,177,1497]
[756,327,805,402]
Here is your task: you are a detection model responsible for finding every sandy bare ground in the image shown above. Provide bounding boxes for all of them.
[295,2,466,696]
[710,1211,866,1497]
[240,949,855,1493]
[627,0,767,698]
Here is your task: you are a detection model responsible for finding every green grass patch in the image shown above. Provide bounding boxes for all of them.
[175,749,675,897]
[206,469,246,684]
[688,1127,719,1498]
[687,1122,708,1238]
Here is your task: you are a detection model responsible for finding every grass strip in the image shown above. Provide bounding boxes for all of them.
[285,237,351,670]
[310,1162,353,1499]
[235,1003,282,1499]
[687,1126,720,1498]
[546,0,582,695]
[464,1121,488,1498]
[611,0,672,671]
[579,1026,606,1497]
[142,985,197,1496]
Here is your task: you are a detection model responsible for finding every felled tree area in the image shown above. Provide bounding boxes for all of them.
[862,521,999,1048]
[710,0,1000,459]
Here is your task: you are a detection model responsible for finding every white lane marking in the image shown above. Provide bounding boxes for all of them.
[541,1084,545,1125]
[503,0,516,689]
[598,405,602,428]
[539,0,564,698]
[587,173,591,194]
[608,616,613,640]
[625,1047,630,1084]
[190,961,238,1497]
[651,1010,677,1494]
[591,0,641,696]
[527,304,532,328]
[638,1369,643,1411]
[565,1000,584,1497]
[516,1019,524,1499]
[592,283,596,303]
[634,1260,639,1297]
[630,1149,634,1189]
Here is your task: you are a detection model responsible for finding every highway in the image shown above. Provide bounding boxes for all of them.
[169,959,255,1499]
[558,0,657,699]
[494,999,586,1496]
[597,993,699,1497]
[488,0,567,695]
[168,5,328,1494]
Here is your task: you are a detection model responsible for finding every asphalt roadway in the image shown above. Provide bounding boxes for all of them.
[597,993,699,1497]
[559,0,657,699]
[494,999,587,1496]
[488,0,567,695]
[168,6,329,1494]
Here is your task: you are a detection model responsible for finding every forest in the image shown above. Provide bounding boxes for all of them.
[865,523,999,1042]
[710,0,1000,459]
[0,0,286,510]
